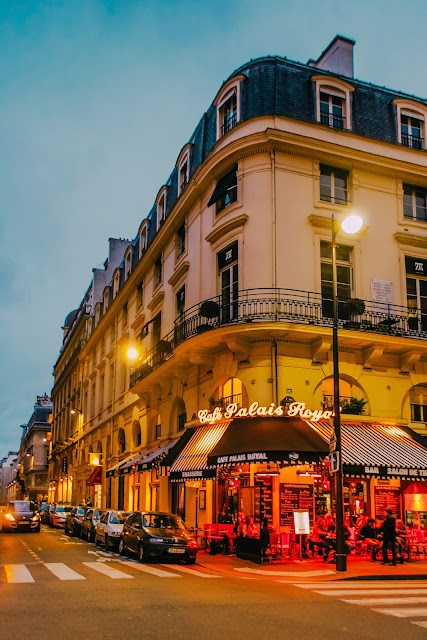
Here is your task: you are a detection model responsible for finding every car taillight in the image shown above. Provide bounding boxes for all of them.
[187,539,198,549]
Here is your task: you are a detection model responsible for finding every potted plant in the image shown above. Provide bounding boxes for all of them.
[209,396,224,408]
[156,339,173,355]
[341,397,367,415]
[343,298,365,328]
[199,300,220,319]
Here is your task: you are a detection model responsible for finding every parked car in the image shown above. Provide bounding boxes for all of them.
[42,503,55,525]
[48,504,73,528]
[65,506,88,536]
[80,508,104,542]
[95,510,129,550]
[39,502,49,519]
[1,500,41,533]
[119,511,198,563]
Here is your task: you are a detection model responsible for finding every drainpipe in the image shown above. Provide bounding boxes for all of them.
[271,340,278,405]
[271,149,277,289]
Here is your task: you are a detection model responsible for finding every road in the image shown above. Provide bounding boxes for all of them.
[1,525,427,640]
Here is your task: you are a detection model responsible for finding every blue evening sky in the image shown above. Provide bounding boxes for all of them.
[1,0,426,454]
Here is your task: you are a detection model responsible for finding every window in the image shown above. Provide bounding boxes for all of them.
[403,185,427,222]
[122,303,128,328]
[214,75,244,140]
[94,303,100,326]
[154,256,162,287]
[152,313,161,347]
[208,166,238,214]
[103,289,109,314]
[109,363,114,401]
[220,92,237,136]
[125,249,132,279]
[136,280,144,308]
[218,242,239,322]
[410,385,427,422]
[99,374,104,411]
[177,411,186,431]
[406,256,427,333]
[179,160,188,191]
[113,271,120,298]
[118,428,126,454]
[120,363,126,393]
[401,114,423,149]
[176,223,186,258]
[156,188,167,230]
[320,240,353,318]
[176,285,185,318]
[319,165,348,205]
[320,91,345,129]
[154,414,161,440]
[138,220,149,258]
[215,378,243,407]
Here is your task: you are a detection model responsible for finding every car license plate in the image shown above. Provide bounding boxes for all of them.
[19,521,30,525]
[168,548,185,554]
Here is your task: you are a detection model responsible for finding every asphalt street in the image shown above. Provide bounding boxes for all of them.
[1,525,426,640]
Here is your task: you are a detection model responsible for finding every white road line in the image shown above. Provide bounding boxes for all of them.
[4,564,34,583]
[82,562,134,579]
[161,564,220,578]
[237,567,335,577]
[315,589,427,597]
[344,597,427,606]
[412,621,427,627]
[293,581,427,589]
[122,561,181,578]
[44,563,85,581]
[373,608,427,618]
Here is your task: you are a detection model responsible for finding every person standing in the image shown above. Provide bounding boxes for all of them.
[381,508,397,566]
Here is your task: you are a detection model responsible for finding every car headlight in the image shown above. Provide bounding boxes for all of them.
[31,515,39,521]
[5,514,15,521]
[149,537,163,543]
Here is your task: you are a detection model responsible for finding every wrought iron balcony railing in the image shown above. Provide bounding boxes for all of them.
[130,288,427,388]
[320,112,346,129]
[401,133,424,150]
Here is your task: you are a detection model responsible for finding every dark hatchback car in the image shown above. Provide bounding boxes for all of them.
[119,511,198,564]
[1,500,40,532]
[65,506,88,536]
[80,508,104,542]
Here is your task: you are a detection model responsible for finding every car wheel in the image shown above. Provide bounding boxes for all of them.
[185,557,197,565]
[138,543,145,563]
[118,538,125,556]
[33,524,41,533]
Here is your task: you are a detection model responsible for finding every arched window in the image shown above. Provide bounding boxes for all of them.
[132,420,142,447]
[118,428,126,454]
[409,384,427,422]
[392,99,427,150]
[311,75,355,131]
[172,398,187,432]
[211,378,246,408]
[154,414,161,440]
[321,377,368,415]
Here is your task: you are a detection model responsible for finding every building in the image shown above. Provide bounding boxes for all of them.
[50,35,427,538]
[0,452,18,505]
[10,394,52,503]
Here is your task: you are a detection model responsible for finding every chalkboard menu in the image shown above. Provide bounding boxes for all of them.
[374,486,401,519]
[280,483,314,527]
[257,477,273,525]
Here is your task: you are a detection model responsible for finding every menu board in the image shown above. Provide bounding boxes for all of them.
[293,510,311,535]
[257,477,273,525]
[374,486,401,519]
[280,483,314,527]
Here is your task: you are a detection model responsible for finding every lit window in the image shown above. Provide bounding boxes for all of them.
[319,165,348,205]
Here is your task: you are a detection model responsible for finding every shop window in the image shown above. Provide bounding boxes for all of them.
[403,184,427,222]
[405,256,427,334]
[320,240,353,318]
[150,484,160,511]
[218,242,239,322]
[319,164,349,205]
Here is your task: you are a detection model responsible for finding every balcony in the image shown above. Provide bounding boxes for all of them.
[130,288,427,388]
[401,133,424,150]
[320,112,346,130]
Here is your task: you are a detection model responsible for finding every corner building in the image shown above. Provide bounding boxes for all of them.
[50,36,427,542]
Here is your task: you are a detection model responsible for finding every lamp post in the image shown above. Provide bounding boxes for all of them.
[331,212,363,572]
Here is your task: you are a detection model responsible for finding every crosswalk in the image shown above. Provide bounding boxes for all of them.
[0,561,220,584]
[292,580,427,629]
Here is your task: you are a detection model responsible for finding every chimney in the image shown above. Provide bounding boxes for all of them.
[308,35,355,78]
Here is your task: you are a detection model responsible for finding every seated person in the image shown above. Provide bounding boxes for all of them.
[396,519,408,563]
[358,518,381,561]
[309,517,329,560]
[243,516,256,537]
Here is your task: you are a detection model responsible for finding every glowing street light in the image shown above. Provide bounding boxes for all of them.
[126,347,139,361]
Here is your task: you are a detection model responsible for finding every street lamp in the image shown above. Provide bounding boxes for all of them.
[331,212,363,572]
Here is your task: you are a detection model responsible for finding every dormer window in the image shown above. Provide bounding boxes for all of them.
[214,75,245,140]
[103,287,109,314]
[180,160,188,191]
[155,186,168,230]
[312,75,354,131]
[125,248,132,280]
[139,222,148,258]
[113,270,120,298]
[393,99,427,151]
[176,144,192,197]
[94,302,101,326]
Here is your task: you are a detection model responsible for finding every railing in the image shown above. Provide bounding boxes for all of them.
[411,404,427,422]
[401,134,424,150]
[130,288,427,388]
[320,112,345,129]
[322,395,354,410]
[221,113,237,135]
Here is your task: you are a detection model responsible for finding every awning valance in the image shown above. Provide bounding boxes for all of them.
[161,428,197,468]
[169,422,232,481]
[86,466,102,486]
[309,420,427,480]
[207,416,329,468]
[106,453,136,478]
[137,440,178,472]
[207,166,237,207]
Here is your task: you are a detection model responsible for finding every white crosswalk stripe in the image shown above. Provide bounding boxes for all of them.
[161,564,220,578]
[44,563,85,580]
[292,580,427,629]
[4,564,34,583]
[82,562,134,579]
[122,561,181,578]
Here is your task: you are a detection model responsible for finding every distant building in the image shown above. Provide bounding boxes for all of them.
[50,35,427,532]
[0,452,18,504]
[14,394,52,502]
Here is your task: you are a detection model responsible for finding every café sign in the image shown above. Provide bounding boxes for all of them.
[198,401,333,425]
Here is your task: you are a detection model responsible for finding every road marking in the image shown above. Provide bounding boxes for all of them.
[293,581,427,589]
[315,589,427,597]
[373,608,427,618]
[4,564,34,583]
[343,597,427,606]
[44,563,85,581]
[82,562,134,579]
[122,561,181,578]
[161,564,220,578]
[237,567,335,577]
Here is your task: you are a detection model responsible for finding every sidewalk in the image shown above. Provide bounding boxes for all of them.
[196,550,427,581]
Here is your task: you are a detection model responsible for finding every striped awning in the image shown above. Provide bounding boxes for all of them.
[169,421,232,482]
[308,420,427,480]
[106,453,137,478]
[137,440,178,472]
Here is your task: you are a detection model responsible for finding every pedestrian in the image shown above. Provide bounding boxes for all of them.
[260,518,270,559]
[80,498,86,507]
[86,497,92,507]
[381,508,397,566]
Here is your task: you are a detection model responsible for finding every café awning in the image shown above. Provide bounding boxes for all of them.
[86,466,102,486]
[169,422,232,481]
[207,416,330,468]
[137,440,179,472]
[106,453,136,478]
[309,420,427,480]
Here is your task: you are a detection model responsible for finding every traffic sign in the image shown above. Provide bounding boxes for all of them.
[329,452,339,474]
